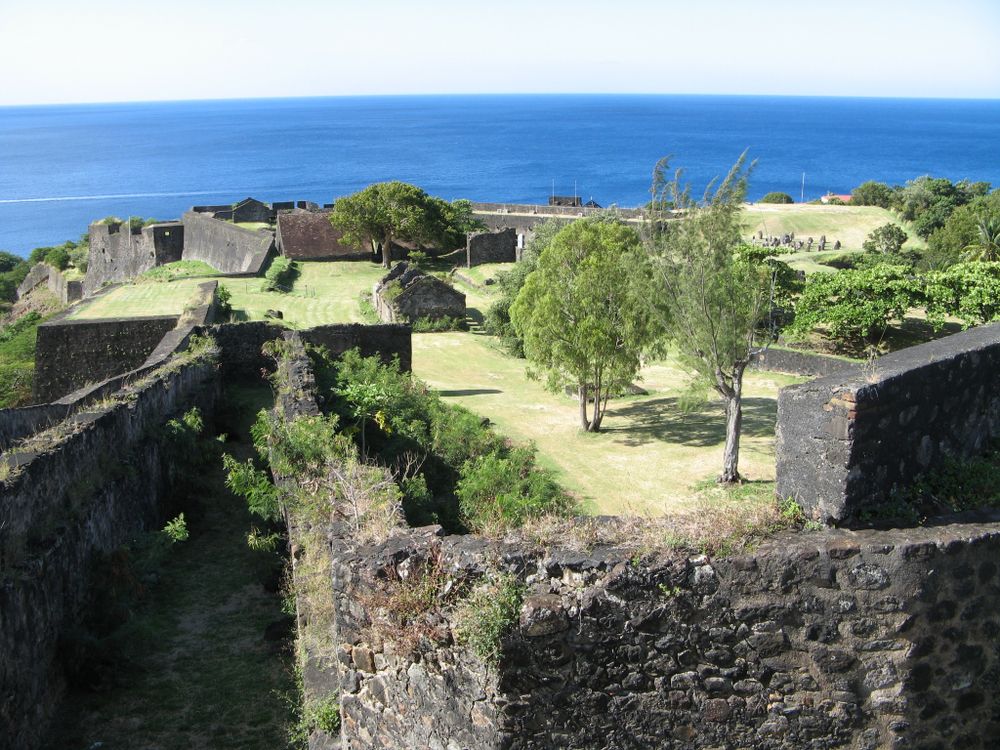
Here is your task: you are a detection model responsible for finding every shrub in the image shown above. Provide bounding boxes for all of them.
[851,180,894,208]
[457,446,573,533]
[216,283,233,317]
[454,574,524,666]
[862,223,908,254]
[412,315,465,332]
[924,261,1000,328]
[759,192,793,204]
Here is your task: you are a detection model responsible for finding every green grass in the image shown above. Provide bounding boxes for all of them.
[412,332,804,517]
[69,261,388,327]
[233,221,273,232]
[139,260,222,282]
[0,306,61,408]
[742,204,925,274]
[51,385,296,749]
[461,263,514,286]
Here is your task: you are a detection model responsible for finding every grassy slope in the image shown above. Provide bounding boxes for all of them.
[413,332,803,517]
[51,385,296,750]
[742,204,925,275]
[69,260,387,327]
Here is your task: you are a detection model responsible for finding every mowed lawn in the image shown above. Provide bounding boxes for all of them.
[742,204,924,274]
[68,260,386,326]
[413,332,804,516]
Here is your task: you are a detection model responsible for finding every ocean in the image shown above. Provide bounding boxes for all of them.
[1,94,999,255]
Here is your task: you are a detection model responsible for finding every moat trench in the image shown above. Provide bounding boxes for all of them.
[50,385,298,750]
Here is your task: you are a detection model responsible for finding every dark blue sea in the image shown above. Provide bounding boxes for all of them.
[1,94,999,255]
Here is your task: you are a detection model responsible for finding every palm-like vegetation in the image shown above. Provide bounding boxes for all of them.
[963,216,1000,262]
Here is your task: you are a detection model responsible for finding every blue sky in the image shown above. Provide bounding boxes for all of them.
[2,0,998,104]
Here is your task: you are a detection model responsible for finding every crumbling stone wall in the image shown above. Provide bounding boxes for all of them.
[83,221,184,295]
[15,263,50,299]
[750,347,859,378]
[466,228,518,267]
[374,263,466,324]
[251,338,1000,750]
[0,352,219,750]
[181,211,273,274]
[776,322,1000,524]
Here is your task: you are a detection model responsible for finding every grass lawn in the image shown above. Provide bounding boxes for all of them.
[742,204,924,259]
[460,262,514,286]
[69,260,387,327]
[413,332,804,517]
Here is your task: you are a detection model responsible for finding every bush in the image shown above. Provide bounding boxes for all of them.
[862,223,908,255]
[759,192,793,204]
[412,315,465,332]
[851,180,894,208]
[924,261,1000,328]
[456,446,573,533]
[454,574,524,666]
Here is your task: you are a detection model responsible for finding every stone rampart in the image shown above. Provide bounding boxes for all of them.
[33,315,180,402]
[0,348,220,750]
[83,221,184,295]
[46,266,84,304]
[776,323,1000,524]
[260,340,1000,750]
[15,263,50,299]
[300,323,412,372]
[466,228,517,267]
[750,347,859,378]
[181,211,273,274]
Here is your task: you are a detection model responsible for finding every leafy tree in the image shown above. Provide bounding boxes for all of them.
[0,253,29,303]
[851,180,894,208]
[924,191,1000,268]
[788,264,921,351]
[643,153,775,483]
[0,251,23,273]
[328,182,450,268]
[484,219,562,355]
[759,191,793,204]
[924,262,1000,328]
[862,223,908,254]
[892,176,984,239]
[510,218,656,432]
[429,198,486,251]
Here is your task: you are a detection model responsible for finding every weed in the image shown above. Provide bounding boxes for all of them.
[454,573,524,667]
[162,514,189,543]
[658,583,683,598]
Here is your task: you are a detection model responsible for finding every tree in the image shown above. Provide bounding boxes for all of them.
[924,262,1000,328]
[328,182,448,268]
[759,191,793,204]
[510,219,656,432]
[644,153,775,483]
[851,180,894,208]
[430,198,486,251]
[862,223,908,254]
[788,264,920,351]
[963,216,1000,262]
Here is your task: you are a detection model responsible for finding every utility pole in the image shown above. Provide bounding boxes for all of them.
[801,173,805,204]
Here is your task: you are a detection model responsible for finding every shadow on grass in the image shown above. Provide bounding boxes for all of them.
[438,388,503,397]
[603,396,777,448]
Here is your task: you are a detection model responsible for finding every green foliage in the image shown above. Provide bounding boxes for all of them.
[851,180,894,208]
[162,514,189,543]
[789,263,921,350]
[411,315,465,332]
[510,218,657,431]
[892,176,986,239]
[759,191,793,204]
[457,446,572,533]
[963,214,1000,263]
[484,219,560,355]
[924,261,1000,328]
[407,249,430,268]
[0,311,45,408]
[263,256,298,293]
[454,574,524,666]
[329,182,452,266]
[862,222,908,254]
[216,283,233,317]
[0,251,23,273]
[430,197,487,251]
[223,453,282,521]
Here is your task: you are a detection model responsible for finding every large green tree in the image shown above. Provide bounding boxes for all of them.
[328,181,449,268]
[510,219,656,432]
[644,153,775,484]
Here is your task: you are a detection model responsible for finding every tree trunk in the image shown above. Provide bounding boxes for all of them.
[579,384,590,430]
[382,232,392,269]
[717,364,746,484]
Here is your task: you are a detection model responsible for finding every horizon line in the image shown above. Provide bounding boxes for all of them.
[2,90,1000,109]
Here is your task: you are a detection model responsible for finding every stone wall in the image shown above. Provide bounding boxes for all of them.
[466,228,517,267]
[46,266,84,304]
[181,211,273,274]
[83,221,184,295]
[33,315,180,402]
[776,323,1000,525]
[15,263,50,299]
[324,515,1000,750]
[300,323,412,372]
[0,349,220,750]
[276,210,370,261]
[751,347,859,378]
[255,341,1000,750]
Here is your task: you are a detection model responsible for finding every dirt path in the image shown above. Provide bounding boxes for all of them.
[51,386,296,750]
